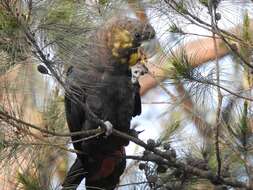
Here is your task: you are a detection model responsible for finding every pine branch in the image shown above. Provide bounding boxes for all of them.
[209,1,222,178]
[121,133,250,189]
[163,0,253,70]
[0,110,103,138]
[1,105,251,189]
[2,2,252,189]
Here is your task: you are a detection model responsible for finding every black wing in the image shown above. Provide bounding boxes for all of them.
[132,82,142,117]
[64,67,86,152]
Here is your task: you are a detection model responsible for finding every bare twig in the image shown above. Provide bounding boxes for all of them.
[164,0,253,70]
[209,2,222,178]
[0,110,103,138]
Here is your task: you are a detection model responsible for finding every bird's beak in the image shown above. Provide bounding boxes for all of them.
[130,39,157,81]
[136,38,158,65]
[140,38,158,59]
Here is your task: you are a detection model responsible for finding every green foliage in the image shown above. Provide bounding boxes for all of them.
[160,120,181,142]
[207,149,218,172]
[99,0,108,5]
[238,101,251,150]
[46,0,76,24]
[0,50,11,74]
[0,8,28,65]
[0,138,6,153]
[242,11,251,42]
[0,11,19,35]
[240,102,248,135]
[240,11,252,60]
[43,89,66,132]
[175,1,187,14]
[170,51,193,79]
[38,0,93,65]
[17,172,43,190]
[168,23,183,34]
[239,11,253,89]
[199,0,208,7]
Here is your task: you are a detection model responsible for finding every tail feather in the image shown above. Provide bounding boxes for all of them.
[86,156,126,190]
[62,147,126,190]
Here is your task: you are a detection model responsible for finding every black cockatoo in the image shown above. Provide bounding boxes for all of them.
[62,17,155,190]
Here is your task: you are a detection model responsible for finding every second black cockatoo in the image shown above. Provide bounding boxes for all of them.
[62,17,155,190]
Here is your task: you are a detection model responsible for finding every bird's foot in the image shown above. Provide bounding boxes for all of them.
[104,121,113,136]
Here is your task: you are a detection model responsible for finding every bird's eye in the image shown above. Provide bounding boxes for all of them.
[135,32,141,40]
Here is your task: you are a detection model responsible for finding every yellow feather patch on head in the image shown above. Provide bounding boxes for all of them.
[128,53,139,66]
[113,42,121,49]
[111,28,133,58]
[109,27,148,66]
[112,50,119,57]
[122,43,132,48]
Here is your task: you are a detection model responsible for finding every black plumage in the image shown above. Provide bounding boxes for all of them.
[62,17,155,190]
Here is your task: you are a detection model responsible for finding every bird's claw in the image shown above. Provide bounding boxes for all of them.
[104,121,113,136]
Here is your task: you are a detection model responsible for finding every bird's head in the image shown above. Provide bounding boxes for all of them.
[104,17,156,66]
